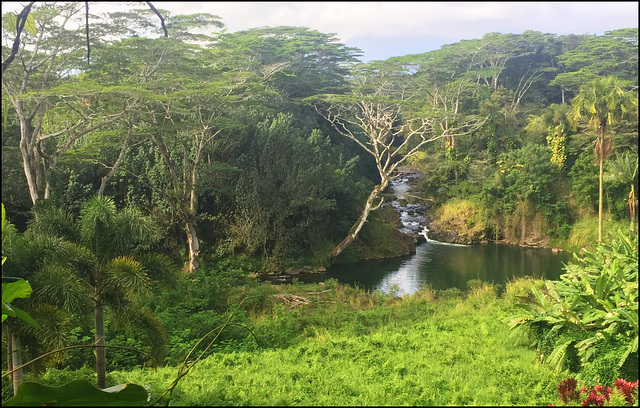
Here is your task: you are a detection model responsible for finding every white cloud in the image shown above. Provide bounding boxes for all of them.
[176,2,637,41]
[3,1,637,60]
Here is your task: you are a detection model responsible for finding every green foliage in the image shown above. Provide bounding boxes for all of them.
[215,26,361,98]
[497,144,558,209]
[227,113,364,263]
[508,230,639,380]
[552,29,639,93]
[569,150,599,210]
[1,279,39,327]
[417,154,473,206]
[481,143,574,242]
[148,261,255,365]
[504,277,547,305]
[2,203,39,328]
[4,380,148,406]
[566,217,631,252]
[604,150,639,222]
[547,124,568,169]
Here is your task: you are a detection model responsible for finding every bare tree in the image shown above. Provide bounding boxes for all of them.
[310,59,487,259]
[315,96,483,259]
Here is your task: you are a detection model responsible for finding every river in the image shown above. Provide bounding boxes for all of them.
[325,169,573,295]
[325,240,573,295]
[263,169,574,295]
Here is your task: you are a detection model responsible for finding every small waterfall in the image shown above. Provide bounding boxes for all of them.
[419,226,429,241]
[386,169,430,244]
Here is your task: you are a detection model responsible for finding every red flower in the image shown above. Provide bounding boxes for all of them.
[581,385,611,406]
[614,378,639,404]
[557,377,580,403]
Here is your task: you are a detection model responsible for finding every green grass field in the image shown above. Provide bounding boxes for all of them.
[51,280,568,406]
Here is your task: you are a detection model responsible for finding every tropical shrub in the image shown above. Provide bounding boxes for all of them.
[508,230,638,383]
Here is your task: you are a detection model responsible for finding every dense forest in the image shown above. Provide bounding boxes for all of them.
[1,3,638,406]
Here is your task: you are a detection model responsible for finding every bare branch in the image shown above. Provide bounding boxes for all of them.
[145,1,168,37]
[2,2,35,72]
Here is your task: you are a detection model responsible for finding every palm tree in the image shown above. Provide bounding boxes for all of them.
[22,196,175,388]
[604,151,639,232]
[569,76,638,242]
[2,209,85,395]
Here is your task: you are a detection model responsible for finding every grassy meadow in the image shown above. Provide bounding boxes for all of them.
[32,279,570,406]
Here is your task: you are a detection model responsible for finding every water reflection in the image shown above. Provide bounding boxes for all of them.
[327,240,574,295]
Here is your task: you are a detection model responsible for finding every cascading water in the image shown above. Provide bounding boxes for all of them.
[387,169,430,244]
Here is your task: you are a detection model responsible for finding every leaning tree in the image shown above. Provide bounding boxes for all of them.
[310,61,485,259]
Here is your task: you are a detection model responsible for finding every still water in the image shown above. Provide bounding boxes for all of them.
[325,240,574,295]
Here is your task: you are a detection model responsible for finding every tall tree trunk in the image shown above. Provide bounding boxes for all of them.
[5,329,13,387]
[598,151,604,243]
[330,179,388,259]
[186,150,200,273]
[629,185,636,233]
[595,127,607,244]
[185,222,200,273]
[11,330,23,395]
[17,116,40,205]
[98,127,132,197]
[94,297,106,389]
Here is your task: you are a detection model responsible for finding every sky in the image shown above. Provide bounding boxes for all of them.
[2,1,638,61]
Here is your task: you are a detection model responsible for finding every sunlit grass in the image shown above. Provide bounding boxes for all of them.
[566,216,630,252]
[96,281,567,406]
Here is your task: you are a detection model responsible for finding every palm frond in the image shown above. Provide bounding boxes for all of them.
[2,215,21,256]
[604,151,638,184]
[56,241,99,283]
[24,303,73,363]
[17,303,73,373]
[10,234,68,278]
[106,304,168,366]
[111,206,162,255]
[128,306,169,366]
[32,265,91,314]
[26,205,79,243]
[79,195,117,258]
[2,222,28,277]
[134,253,178,288]
[103,256,152,302]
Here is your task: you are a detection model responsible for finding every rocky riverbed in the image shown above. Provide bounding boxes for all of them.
[386,169,430,244]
